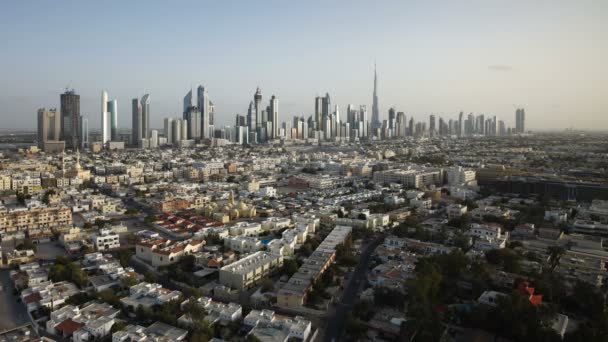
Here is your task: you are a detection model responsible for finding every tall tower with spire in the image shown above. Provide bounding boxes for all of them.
[372,63,380,129]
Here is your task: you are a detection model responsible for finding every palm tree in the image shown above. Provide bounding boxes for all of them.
[547,245,566,272]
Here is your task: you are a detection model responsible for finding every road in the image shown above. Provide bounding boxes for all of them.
[0,270,30,331]
[323,235,384,342]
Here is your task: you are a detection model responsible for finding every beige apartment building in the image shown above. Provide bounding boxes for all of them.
[219,252,284,290]
[0,206,72,236]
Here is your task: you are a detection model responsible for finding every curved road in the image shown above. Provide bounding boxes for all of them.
[324,235,384,342]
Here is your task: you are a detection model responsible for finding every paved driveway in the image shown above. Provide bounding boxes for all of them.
[0,270,30,331]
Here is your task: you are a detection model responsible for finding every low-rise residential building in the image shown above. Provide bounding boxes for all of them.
[244,309,312,342]
[120,282,182,310]
[224,236,264,254]
[384,235,454,255]
[177,297,242,326]
[471,206,515,221]
[573,220,608,237]
[219,251,284,290]
[277,226,352,308]
[20,281,81,312]
[544,209,568,223]
[0,206,72,239]
[112,322,188,341]
[228,222,262,236]
[46,302,119,341]
[447,204,468,219]
[372,169,442,189]
[4,249,36,266]
[260,217,291,231]
[136,238,203,267]
[91,228,120,251]
[10,262,48,289]
[469,223,509,251]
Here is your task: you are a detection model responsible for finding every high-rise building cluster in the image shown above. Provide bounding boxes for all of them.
[36,66,527,152]
[132,94,151,148]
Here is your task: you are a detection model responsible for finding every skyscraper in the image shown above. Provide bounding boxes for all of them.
[80,115,89,149]
[254,87,262,131]
[132,98,142,147]
[108,99,118,141]
[183,88,194,118]
[314,96,323,129]
[360,105,368,137]
[269,95,279,139]
[458,111,464,137]
[322,93,331,123]
[515,108,526,133]
[388,107,396,130]
[171,118,182,145]
[37,108,61,151]
[334,105,340,138]
[247,101,256,135]
[150,130,159,148]
[164,118,173,145]
[141,94,150,140]
[198,86,211,139]
[60,89,81,150]
[371,63,380,129]
[185,106,201,140]
[397,112,406,138]
[101,90,110,144]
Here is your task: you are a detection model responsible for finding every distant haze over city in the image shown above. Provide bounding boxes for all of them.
[0,1,606,131]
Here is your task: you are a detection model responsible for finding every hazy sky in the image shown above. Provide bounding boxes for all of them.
[1,0,606,131]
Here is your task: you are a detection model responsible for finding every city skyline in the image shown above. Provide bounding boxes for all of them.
[1,1,607,131]
[2,2,608,340]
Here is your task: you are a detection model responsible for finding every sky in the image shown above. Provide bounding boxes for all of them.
[0,0,607,131]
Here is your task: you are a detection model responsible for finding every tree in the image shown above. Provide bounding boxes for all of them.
[182,286,202,299]
[94,218,106,229]
[282,258,299,277]
[48,258,88,288]
[453,232,471,250]
[245,334,262,342]
[16,238,37,252]
[407,259,443,305]
[548,246,566,272]
[183,299,214,340]
[204,232,223,245]
[183,299,207,323]
[66,292,95,306]
[42,189,55,205]
[260,278,274,293]
[125,233,138,245]
[471,292,561,342]
[144,215,157,224]
[125,208,139,216]
[135,305,152,322]
[144,271,158,284]
[299,243,313,257]
[374,287,407,308]
[110,321,126,333]
[353,300,374,321]
[117,249,133,267]
[345,314,368,340]
[120,275,139,289]
[81,245,95,255]
[485,249,522,274]
[97,288,121,307]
